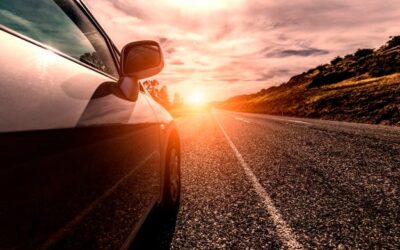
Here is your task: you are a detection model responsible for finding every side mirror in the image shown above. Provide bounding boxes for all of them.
[119,40,164,101]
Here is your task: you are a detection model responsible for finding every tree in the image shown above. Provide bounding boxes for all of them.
[331,56,343,65]
[158,86,170,106]
[344,53,354,60]
[142,80,157,97]
[354,48,373,58]
[316,64,326,72]
[173,92,183,106]
[79,52,106,71]
[142,80,151,92]
[149,80,160,97]
[141,79,171,108]
[386,36,400,49]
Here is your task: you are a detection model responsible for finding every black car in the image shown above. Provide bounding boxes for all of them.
[0,0,181,249]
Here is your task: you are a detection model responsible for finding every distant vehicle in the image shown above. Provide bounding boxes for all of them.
[0,0,181,248]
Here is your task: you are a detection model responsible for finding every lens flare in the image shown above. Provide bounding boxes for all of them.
[187,91,206,105]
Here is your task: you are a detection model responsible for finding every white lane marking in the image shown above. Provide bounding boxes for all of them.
[235,117,251,124]
[215,117,303,250]
[286,120,311,125]
[230,111,311,126]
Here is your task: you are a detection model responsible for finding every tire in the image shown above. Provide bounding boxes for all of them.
[161,139,181,214]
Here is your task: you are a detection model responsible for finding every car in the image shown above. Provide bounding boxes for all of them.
[0,0,181,249]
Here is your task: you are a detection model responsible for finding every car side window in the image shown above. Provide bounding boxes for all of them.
[0,0,118,77]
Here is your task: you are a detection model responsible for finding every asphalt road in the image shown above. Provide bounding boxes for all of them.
[134,110,400,249]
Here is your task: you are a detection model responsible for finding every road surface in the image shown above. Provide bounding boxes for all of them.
[133,110,400,249]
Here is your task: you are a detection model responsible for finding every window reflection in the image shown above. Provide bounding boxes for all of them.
[0,0,118,77]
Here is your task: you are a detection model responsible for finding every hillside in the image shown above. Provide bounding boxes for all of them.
[218,36,400,126]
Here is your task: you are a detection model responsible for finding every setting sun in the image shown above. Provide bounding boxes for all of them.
[187,91,206,105]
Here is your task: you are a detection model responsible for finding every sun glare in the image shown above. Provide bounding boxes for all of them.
[187,92,206,105]
[36,49,56,75]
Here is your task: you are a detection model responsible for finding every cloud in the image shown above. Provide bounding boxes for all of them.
[266,48,329,57]
[171,59,184,66]
[85,0,400,101]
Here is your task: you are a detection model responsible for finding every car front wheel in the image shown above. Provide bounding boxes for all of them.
[161,139,181,212]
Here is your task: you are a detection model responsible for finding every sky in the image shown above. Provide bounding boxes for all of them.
[85,0,400,102]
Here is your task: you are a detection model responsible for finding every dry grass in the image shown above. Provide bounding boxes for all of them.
[220,72,400,125]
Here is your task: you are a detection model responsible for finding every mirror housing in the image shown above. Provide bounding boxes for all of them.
[118,40,164,101]
[121,40,164,79]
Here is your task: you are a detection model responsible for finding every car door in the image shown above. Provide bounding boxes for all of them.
[0,0,161,249]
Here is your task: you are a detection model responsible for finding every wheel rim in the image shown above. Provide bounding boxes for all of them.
[169,148,180,202]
